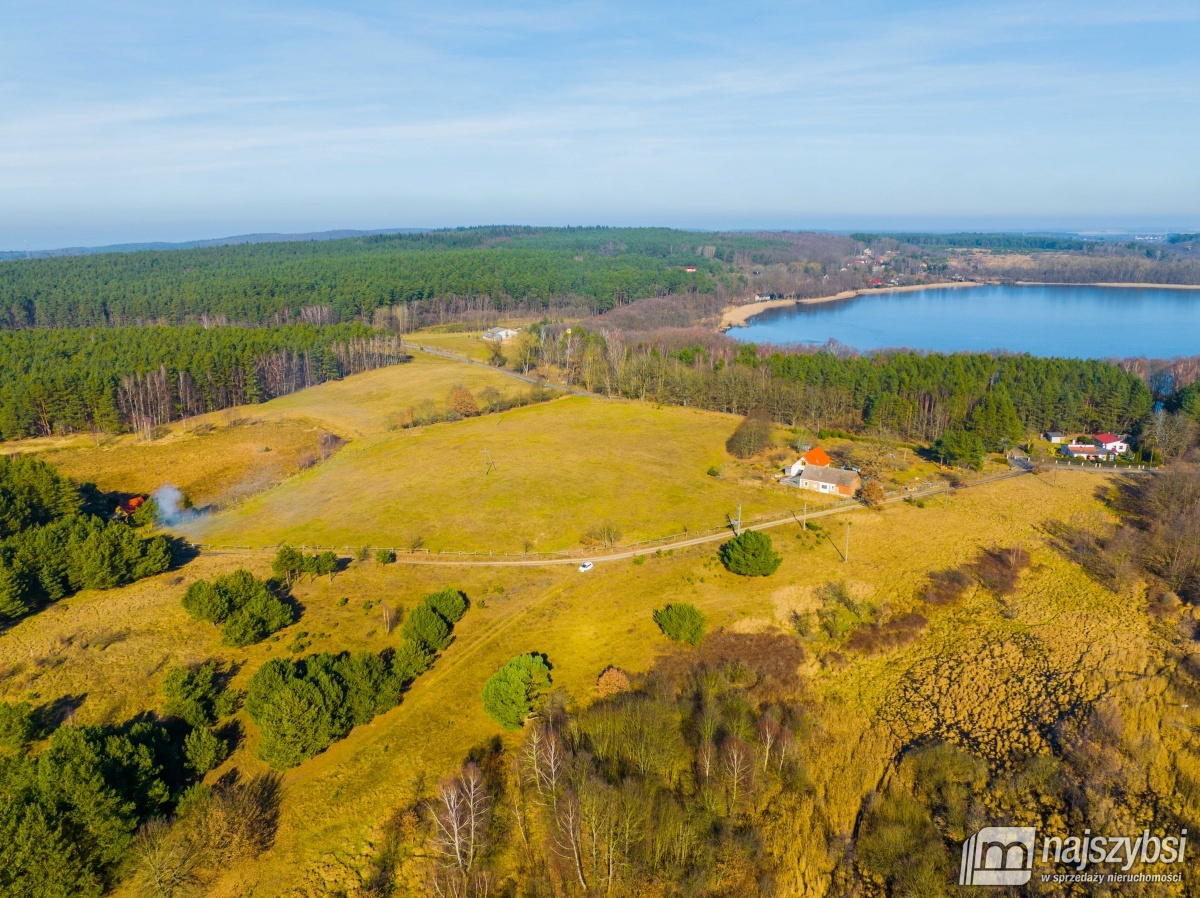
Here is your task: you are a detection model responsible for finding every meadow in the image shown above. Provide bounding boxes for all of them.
[1,345,1191,897]
[0,458,1164,897]
[191,394,815,553]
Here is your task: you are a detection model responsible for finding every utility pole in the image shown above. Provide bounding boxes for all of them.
[734,504,742,535]
[844,520,851,563]
[802,500,807,528]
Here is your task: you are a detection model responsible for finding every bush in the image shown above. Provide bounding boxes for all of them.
[653,603,706,645]
[162,662,232,728]
[596,666,631,697]
[0,700,33,747]
[183,726,228,776]
[401,604,451,653]
[222,588,294,647]
[424,588,468,624]
[482,653,552,730]
[448,385,480,416]
[181,580,231,623]
[181,570,293,646]
[720,530,782,576]
[726,409,774,458]
[375,547,396,564]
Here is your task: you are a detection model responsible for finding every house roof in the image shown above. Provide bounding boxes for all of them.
[799,447,831,466]
[801,466,860,487]
[1093,433,1121,444]
[1045,431,1064,438]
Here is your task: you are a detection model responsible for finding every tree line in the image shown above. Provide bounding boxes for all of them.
[0,324,408,440]
[519,323,1155,444]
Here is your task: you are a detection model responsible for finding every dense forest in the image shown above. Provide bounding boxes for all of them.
[0,228,777,327]
[0,324,407,440]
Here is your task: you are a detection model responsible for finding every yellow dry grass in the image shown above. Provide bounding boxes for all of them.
[191,396,815,553]
[0,463,1140,897]
[14,421,330,509]
[202,351,519,439]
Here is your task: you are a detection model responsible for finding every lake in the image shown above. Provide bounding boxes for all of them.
[725,284,1200,358]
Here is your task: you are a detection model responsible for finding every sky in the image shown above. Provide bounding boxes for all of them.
[2,0,1199,249]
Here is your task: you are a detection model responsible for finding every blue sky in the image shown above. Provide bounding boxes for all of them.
[2,0,1198,248]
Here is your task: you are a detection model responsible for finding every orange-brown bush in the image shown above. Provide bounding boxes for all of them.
[447,385,481,417]
[596,666,631,697]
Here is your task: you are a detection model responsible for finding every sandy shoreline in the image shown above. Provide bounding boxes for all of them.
[720,279,1200,330]
[719,281,981,330]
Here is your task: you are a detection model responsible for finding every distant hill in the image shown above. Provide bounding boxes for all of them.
[0,228,428,260]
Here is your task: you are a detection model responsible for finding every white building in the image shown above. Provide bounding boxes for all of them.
[482,327,519,342]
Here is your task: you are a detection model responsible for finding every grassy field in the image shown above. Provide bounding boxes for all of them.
[191,395,818,553]
[0,467,1147,897]
[206,350,520,439]
[0,354,522,511]
[0,348,1175,896]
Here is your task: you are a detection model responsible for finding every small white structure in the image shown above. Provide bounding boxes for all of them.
[1044,431,1066,444]
[482,327,519,343]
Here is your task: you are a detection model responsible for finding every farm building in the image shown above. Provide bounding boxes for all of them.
[482,327,519,342]
[790,465,861,497]
[1044,431,1066,444]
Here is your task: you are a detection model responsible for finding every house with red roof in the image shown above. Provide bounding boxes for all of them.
[1091,433,1129,455]
[782,446,832,478]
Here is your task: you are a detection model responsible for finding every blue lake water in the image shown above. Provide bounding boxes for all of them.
[725,284,1200,358]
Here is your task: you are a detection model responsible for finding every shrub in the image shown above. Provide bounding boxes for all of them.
[707,465,721,477]
[448,385,480,417]
[222,588,294,647]
[424,588,468,624]
[720,530,782,576]
[596,666,632,697]
[482,653,552,730]
[181,570,293,646]
[401,604,451,653]
[184,726,229,775]
[375,548,396,564]
[181,580,231,623]
[858,479,887,508]
[163,662,225,728]
[653,603,706,645]
[726,409,774,458]
[0,700,33,747]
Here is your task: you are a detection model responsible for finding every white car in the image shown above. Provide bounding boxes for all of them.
[578,562,594,573]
